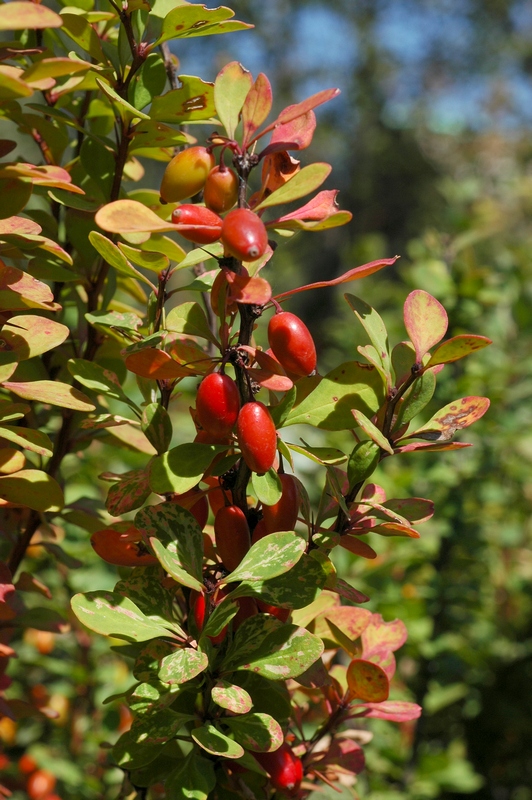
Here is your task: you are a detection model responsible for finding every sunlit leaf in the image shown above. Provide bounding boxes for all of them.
[214,61,253,139]
[224,713,283,753]
[0,2,62,29]
[0,469,63,511]
[225,270,272,305]
[0,263,56,310]
[250,88,340,143]
[351,409,393,455]
[266,108,316,152]
[192,724,244,758]
[72,591,177,642]
[354,700,422,722]
[426,334,492,367]
[403,290,448,362]
[251,468,282,505]
[346,658,389,702]
[254,163,331,210]
[22,58,92,82]
[3,381,95,411]
[221,532,306,584]
[0,315,69,362]
[149,442,227,496]
[95,200,176,234]
[403,396,490,441]
[166,301,218,345]
[150,76,216,123]
[158,647,209,684]
[211,680,252,714]
[155,5,252,46]
[242,72,272,145]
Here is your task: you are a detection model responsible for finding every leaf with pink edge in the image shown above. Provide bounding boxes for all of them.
[251,88,340,143]
[254,163,331,210]
[361,614,407,679]
[324,738,365,774]
[106,467,152,517]
[321,606,373,642]
[3,381,95,411]
[340,536,378,559]
[0,263,56,311]
[328,578,369,604]
[382,497,434,524]
[0,2,62,29]
[0,315,69,363]
[224,713,283,753]
[242,72,272,146]
[266,190,340,224]
[404,396,490,441]
[426,334,492,367]
[265,109,316,153]
[214,61,253,138]
[355,700,422,722]
[370,522,420,538]
[274,257,399,301]
[0,217,41,236]
[211,680,253,714]
[347,658,389,702]
[403,290,448,361]
[394,440,472,454]
[225,271,272,305]
[95,200,176,234]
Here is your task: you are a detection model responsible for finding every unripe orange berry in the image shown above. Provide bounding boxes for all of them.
[160,146,215,203]
[204,165,239,213]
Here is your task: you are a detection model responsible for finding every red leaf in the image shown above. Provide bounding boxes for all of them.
[125,349,193,380]
[224,270,272,305]
[394,441,472,454]
[267,189,341,224]
[274,257,398,301]
[246,368,294,391]
[250,88,341,144]
[325,738,366,774]
[330,578,370,604]
[255,151,300,204]
[267,109,316,152]
[346,658,389,702]
[242,72,273,147]
[322,606,372,641]
[340,536,377,559]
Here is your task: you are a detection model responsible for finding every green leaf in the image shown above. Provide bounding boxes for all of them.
[60,12,106,61]
[224,712,283,753]
[155,5,252,46]
[286,362,386,430]
[214,61,253,139]
[254,163,332,210]
[222,615,284,671]
[0,469,63,512]
[269,386,297,428]
[351,409,393,455]
[67,358,139,411]
[141,403,173,454]
[347,440,380,489]
[165,751,216,800]
[251,468,282,505]
[150,76,216,123]
[426,334,492,367]
[0,178,32,219]
[221,532,306,584]
[71,591,178,642]
[130,120,191,152]
[89,231,156,288]
[112,730,162,771]
[135,504,204,591]
[133,639,175,682]
[231,551,332,610]
[158,647,209,684]
[129,707,194,744]
[286,442,347,466]
[394,370,436,429]
[118,243,170,273]
[225,620,324,681]
[80,137,115,199]
[165,301,218,346]
[192,724,244,758]
[115,567,181,632]
[211,680,252,714]
[3,380,95,411]
[403,290,448,362]
[149,443,227,495]
[130,52,167,111]
[200,600,238,640]
[95,199,176,235]
[0,425,53,457]
[345,294,391,380]
[96,78,150,121]
[85,309,143,332]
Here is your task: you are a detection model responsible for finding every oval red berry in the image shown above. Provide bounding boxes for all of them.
[171,204,222,245]
[262,473,299,533]
[196,373,240,439]
[221,208,269,262]
[268,311,317,377]
[236,401,277,475]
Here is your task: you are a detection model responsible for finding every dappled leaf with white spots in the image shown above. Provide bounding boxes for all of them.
[71,591,179,642]
[220,531,306,584]
[192,724,244,759]
[211,680,252,714]
[224,712,283,752]
[159,647,209,685]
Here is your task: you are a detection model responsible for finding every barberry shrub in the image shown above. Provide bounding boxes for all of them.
[0,2,491,798]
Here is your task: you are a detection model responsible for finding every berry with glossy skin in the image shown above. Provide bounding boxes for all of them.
[255,743,303,796]
[90,527,158,567]
[196,372,240,439]
[236,401,277,475]
[27,770,56,800]
[251,517,268,545]
[214,505,251,572]
[203,165,239,213]
[221,208,269,261]
[171,204,222,245]
[268,311,317,377]
[160,146,215,203]
[262,473,299,534]
[257,599,290,622]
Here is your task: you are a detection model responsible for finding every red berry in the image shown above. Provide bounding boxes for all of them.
[196,373,240,439]
[171,204,222,245]
[214,505,251,572]
[203,165,238,213]
[221,208,269,262]
[251,517,268,545]
[27,770,56,800]
[189,590,207,634]
[90,527,158,567]
[257,599,290,622]
[170,488,209,530]
[255,743,303,796]
[268,311,317,377]
[262,473,299,534]
[19,753,38,774]
[160,146,215,203]
[234,596,258,629]
[236,402,277,475]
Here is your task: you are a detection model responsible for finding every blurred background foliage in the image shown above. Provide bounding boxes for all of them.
[2,1,532,799]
